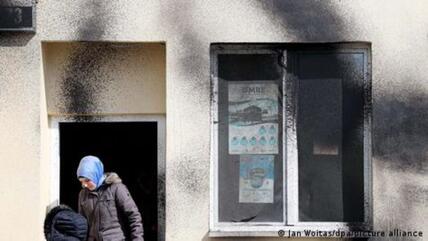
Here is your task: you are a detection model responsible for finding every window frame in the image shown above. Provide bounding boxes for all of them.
[286,47,373,229]
[210,43,372,236]
[210,47,287,229]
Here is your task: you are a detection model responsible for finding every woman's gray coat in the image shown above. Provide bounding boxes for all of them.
[78,172,144,241]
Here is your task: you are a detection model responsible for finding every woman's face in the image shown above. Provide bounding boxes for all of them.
[79,177,96,191]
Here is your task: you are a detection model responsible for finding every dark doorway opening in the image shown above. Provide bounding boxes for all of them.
[59,121,158,241]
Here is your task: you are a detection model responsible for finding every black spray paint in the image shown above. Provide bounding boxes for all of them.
[161,1,210,199]
[59,1,117,119]
[59,43,118,118]
[374,90,428,174]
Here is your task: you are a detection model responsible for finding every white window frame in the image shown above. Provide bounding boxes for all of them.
[209,44,372,237]
[210,48,286,231]
[49,114,166,241]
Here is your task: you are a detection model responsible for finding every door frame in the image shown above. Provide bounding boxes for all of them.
[49,114,166,241]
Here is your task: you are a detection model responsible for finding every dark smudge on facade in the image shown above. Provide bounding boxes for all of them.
[59,1,116,121]
[257,1,426,174]
[60,43,117,121]
[256,0,425,236]
[162,1,209,97]
[257,1,347,41]
[374,91,428,174]
[401,184,428,205]
[160,1,210,199]
[174,156,208,196]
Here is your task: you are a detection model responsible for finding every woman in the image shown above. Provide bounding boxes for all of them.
[76,155,144,241]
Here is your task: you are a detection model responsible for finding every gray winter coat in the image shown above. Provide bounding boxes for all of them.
[78,173,144,241]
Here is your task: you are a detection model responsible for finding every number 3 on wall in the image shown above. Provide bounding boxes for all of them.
[14,8,22,24]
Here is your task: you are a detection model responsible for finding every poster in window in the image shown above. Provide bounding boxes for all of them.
[239,155,274,203]
[229,82,279,154]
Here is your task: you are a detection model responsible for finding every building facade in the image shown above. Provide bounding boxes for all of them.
[0,0,427,241]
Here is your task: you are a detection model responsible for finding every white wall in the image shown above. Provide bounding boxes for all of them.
[43,42,166,115]
[0,0,427,240]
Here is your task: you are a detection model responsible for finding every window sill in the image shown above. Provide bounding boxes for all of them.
[209,224,372,238]
[209,230,280,237]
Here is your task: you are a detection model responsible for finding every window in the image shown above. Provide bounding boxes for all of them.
[210,44,372,236]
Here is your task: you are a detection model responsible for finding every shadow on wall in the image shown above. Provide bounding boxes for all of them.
[0,32,34,46]
[161,1,209,95]
[255,0,426,174]
[257,0,347,41]
[257,2,427,241]
[158,0,210,200]
[374,88,428,174]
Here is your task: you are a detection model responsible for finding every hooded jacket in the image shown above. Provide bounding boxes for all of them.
[44,205,88,241]
[78,172,144,241]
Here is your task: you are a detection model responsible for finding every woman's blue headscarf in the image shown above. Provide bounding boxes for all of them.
[76,155,105,189]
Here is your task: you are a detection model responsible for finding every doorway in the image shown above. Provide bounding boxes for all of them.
[51,115,165,241]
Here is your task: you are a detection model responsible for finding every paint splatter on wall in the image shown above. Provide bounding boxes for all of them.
[60,43,118,115]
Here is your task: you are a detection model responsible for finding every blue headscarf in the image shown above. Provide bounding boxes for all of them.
[76,155,105,189]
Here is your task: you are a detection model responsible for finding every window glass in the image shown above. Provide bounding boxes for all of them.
[296,52,365,222]
[217,53,284,222]
[212,46,370,228]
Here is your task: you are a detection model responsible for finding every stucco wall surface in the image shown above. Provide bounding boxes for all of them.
[42,42,166,115]
[0,0,427,241]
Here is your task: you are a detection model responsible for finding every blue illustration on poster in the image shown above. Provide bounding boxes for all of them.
[229,82,279,154]
[239,155,274,203]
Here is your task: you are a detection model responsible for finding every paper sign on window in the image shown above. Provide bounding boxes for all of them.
[239,155,274,203]
[228,82,279,154]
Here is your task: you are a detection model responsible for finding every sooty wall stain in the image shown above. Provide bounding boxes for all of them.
[401,184,428,205]
[374,92,428,174]
[160,1,210,201]
[174,156,207,196]
[60,43,118,118]
[257,0,426,175]
[58,0,118,120]
[157,172,166,233]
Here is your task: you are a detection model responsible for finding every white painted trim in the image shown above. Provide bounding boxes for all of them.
[210,48,286,230]
[215,222,284,227]
[281,50,287,226]
[209,223,372,237]
[286,70,299,225]
[209,47,219,231]
[49,119,60,205]
[363,48,373,227]
[210,48,219,231]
